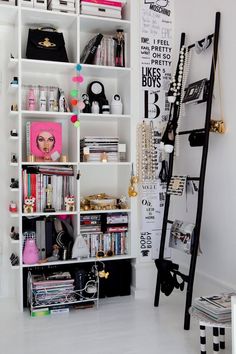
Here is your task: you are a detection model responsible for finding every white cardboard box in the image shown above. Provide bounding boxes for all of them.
[34,0,47,9]
[48,0,75,12]
[20,0,34,7]
[0,0,16,5]
[80,2,122,19]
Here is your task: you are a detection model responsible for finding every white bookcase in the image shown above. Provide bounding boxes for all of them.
[2,0,138,311]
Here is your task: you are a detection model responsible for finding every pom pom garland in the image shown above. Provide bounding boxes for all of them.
[70,64,84,128]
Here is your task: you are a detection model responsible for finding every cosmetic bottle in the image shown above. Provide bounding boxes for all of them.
[59,90,66,112]
[49,88,57,112]
[39,87,47,111]
[27,87,36,111]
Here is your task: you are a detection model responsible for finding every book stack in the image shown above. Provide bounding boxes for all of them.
[80,33,103,65]
[80,0,125,19]
[80,214,101,233]
[192,292,236,323]
[80,136,119,162]
[29,272,76,315]
[80,32,126,67]
[48,0,76,13]
[82,231,127,257]
[22,166,75,212]
[81,212,128,257]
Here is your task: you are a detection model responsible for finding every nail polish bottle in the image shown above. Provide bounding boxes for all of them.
[27,87,36,111]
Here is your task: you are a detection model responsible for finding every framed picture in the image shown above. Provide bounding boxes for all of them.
[29,121,62,161]
[169,219,195,254]
[182,78,208,104]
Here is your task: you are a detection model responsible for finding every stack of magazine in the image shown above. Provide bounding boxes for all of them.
[80,136,119,162]
[192,292,236,322]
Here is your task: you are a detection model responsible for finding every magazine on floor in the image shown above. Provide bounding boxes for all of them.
[193,292,236,320]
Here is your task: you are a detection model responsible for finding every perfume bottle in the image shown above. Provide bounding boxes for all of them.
[27,87,36,111]
[59,90,66,112]
[39,87,47,111]
[49,88,56,112]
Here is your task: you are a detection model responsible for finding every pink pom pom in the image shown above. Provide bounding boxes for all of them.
[77,75,84,83]
[78,101,85,110]
[70,115,77,123]
[72,75,84,83]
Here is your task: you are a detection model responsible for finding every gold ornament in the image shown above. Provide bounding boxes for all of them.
[210,119,225,134]
[128,163,138,197]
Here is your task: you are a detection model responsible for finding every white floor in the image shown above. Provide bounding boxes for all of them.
[0,278,232,354]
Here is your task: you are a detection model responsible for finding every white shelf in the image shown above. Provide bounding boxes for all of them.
[9,111,19,117]
[8,58,18,70]
[21,7,77,29]
[22,211,78,217]
[0,4,18,25]
[80,113,131,121]
[11,265,20,270]
[10,239,19,244]
[80,162,131,166]
[22,254,134,268]
[80,209,131,215]
[21,111,74,119]
[3,0,134,312]
[21,59,76,75]
[9,84,18,93]
[79,14,131,33]
[10,213,19,218]
[82,64,131,78]
[21,162,78,166]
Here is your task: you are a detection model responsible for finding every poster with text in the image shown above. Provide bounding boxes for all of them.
[141,0,173,123]
[139,0,173,261]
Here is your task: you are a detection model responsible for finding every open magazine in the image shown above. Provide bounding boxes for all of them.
[169,220,195,254]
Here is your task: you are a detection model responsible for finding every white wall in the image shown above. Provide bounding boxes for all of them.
[0,26,16,298]
[173,0,236,289]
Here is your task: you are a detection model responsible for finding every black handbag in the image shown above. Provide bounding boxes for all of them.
[188,131,205,147]
[26,27,69,62]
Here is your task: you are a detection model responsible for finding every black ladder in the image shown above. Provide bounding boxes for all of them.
[154,12,221,330]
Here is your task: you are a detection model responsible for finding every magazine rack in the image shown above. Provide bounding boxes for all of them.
[27,271,99,314]
[154,12,221,330]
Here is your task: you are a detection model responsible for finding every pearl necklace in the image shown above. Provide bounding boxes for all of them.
[137,121,157,182]
[168,45,186,105]
[175,48,192,155]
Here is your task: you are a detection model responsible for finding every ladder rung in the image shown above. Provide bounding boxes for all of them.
[178,128,205,136]
[188,33,214,50]
[187,177,200,181]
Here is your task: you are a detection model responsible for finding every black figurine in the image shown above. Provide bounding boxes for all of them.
[82,93,91,113]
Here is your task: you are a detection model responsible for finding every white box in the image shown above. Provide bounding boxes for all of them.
[0,0,15,5]
[48,0,75,12]
[80,1,122,19]
[20,0,33,7]
[34,0,47,9]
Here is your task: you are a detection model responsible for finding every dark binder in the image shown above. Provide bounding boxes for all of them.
[80,33,103,64]
[45,218,54,257]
